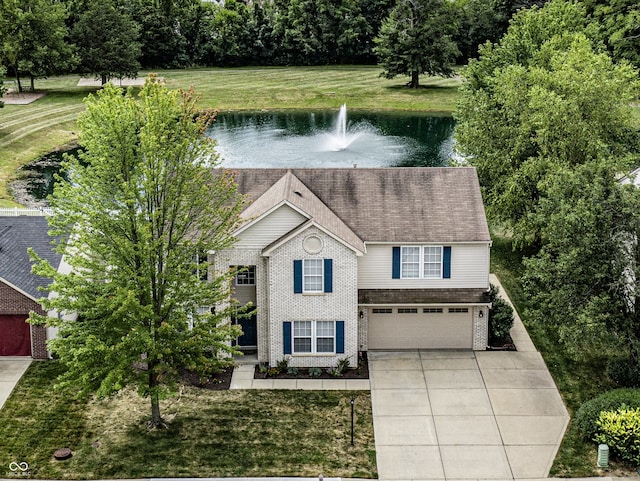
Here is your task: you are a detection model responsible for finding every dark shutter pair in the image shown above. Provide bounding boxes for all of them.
[293,259,333,293]
[392,246,451,279]
[283,321,345,354]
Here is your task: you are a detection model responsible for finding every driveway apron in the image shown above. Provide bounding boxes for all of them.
[0,357,32,410]
[369,349,568,480]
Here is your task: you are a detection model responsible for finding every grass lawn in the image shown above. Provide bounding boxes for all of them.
[0,66,460,207]
[491,234,623,477]
[0,362,376,480]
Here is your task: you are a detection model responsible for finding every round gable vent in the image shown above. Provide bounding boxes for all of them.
[303,235,323,254]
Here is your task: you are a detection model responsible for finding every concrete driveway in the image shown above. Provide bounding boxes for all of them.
[369,349,569,480]
[0,357,32,410]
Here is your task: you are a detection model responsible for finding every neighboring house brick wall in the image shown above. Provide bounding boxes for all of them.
[0,280,48,359]
[268,227,358,368]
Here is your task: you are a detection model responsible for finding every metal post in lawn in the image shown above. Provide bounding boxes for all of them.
[350,397,355,446]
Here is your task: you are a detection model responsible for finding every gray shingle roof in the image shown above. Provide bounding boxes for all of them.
[0,216,61,300]
[231,167,491,243]
[359,288,491,304]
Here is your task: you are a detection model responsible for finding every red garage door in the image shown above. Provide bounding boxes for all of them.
[0,315,32,356]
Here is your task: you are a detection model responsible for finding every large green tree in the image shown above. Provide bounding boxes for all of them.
[455,0,640,246]
[0,0,76,92]
[30,78,245,428]
[583,0,640,70]
[71,0,141,84]
[523,163,640,368]
[374,0,459,88]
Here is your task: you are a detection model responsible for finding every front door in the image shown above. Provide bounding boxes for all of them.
[238,313,257,347]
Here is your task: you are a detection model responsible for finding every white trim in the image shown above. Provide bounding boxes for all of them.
[262,220,365,256]
[234,200,310,237]
[0,276,39,303]
[292,320,336,354]
[400,245,443,279]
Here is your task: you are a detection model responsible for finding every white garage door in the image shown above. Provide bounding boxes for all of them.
[368,307,473,350]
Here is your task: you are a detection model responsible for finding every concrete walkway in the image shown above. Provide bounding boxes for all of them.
[0,357,32,410]
[230,364,370,390]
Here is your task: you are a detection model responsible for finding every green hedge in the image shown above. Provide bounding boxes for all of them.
[575,388,640,441]
[595,407,640,463]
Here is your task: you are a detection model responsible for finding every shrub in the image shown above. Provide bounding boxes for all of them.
[595,407,640,464]
[266,367,280,377]
[607,357,640,387]
[488,284,515,345]
[277,356,290,372]
[287,366,299,376]
[575,388,640,440]
[308,367,322,378]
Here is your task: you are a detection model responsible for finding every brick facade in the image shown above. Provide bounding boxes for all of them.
[267,227,358,368]
[473,306,489,350]
[0,280,48,359]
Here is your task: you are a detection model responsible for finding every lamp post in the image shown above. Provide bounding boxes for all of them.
[350,397,355,446]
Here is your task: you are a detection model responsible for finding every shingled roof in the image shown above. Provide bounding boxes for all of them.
[0,216,61,300]
[230,168,490,243]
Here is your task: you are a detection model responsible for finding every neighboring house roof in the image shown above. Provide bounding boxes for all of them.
[231,167,491,243]
[0,216,61,301]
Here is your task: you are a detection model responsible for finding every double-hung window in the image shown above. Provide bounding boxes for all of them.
[303,259,323,293]
[294,258,332,293]
[400,246,443,279]
[293,320,335,353]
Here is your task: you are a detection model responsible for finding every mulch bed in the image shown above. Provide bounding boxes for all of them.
[254,353,369,380]
[486,335,517,351]
[179,366,234,390]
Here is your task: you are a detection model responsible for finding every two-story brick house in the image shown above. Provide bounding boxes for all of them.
[213,167,492,368]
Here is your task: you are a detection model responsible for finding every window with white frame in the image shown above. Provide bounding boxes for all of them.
[401,246,443,279]
[293,320,335,353]
[303,259,323,292]
[234,265,256,285]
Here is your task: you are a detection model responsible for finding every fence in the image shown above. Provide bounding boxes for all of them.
[0,207,52,217]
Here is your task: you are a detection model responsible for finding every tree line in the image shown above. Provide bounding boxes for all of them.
[0,0,548,92]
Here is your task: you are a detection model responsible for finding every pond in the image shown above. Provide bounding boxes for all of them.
[11,109,456,206]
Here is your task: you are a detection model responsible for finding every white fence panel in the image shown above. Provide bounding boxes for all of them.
[0,207,52,217]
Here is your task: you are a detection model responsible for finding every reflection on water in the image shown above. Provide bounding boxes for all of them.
[208,110,455,168]
[15,111,456,206]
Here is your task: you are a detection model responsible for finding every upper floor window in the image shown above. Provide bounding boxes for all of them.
[293,258,333,294]
[235,265,256,286]
[303,259,323,293]
[401,246,443,279]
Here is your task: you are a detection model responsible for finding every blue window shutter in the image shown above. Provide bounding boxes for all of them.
[392,247,401,279]
[293,260,302,293]
[324,258,333,293]
[443,246,451,279]
[283,322,292,355]
[336,321,345,354]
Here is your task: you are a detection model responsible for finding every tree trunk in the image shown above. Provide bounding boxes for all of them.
[148,366,165,429]
[101,73,107,85]
[30,75,35,92]
[13,66,22,93]
[410,70,419,89]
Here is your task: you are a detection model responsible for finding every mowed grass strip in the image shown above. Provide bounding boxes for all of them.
[0,66,459,207]
[0,362,376,479]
